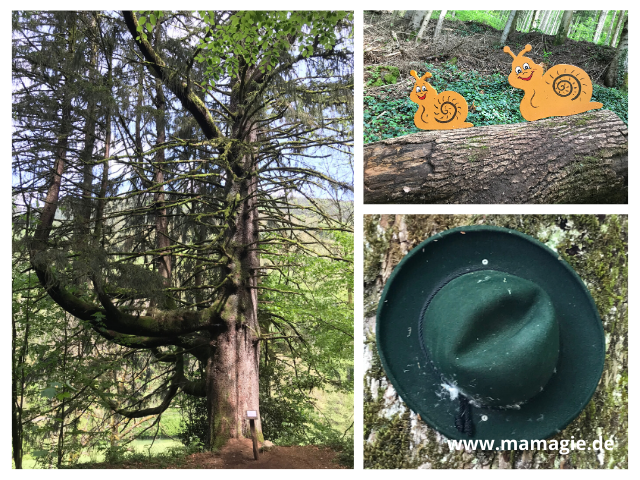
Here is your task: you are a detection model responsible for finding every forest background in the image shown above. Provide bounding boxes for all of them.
[12,10,354,469]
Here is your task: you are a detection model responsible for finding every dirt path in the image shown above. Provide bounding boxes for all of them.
[179,439,347,469]
[78,439,348,469]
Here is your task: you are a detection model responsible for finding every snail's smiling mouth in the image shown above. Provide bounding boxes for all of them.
[518,72,534,81]
[417,92,426,100]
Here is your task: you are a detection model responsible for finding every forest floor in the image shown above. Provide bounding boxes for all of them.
[363,12,626,143]
[364,11,617,97]
[73,439,348,469]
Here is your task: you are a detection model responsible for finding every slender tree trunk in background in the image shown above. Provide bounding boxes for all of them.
[546,11,557,33]
[552,10,563,34]
[554,11,573,45]
[500,11,518,46]
[415,10,433,43]
[433,10,447,40]
[593,10,608,43]
[12,263,32,469]
[79,18,99,238]
[604,16,628,88]
[611,11,625,47]
[510,11,521,36]
[538,10,550,32]
[410,11,426,30]
[56,320,69,468]
[521,10,532,31]
[604,10,617,45]
[152,27,172,305]
[531,10,541,30]
[403,10,416,28]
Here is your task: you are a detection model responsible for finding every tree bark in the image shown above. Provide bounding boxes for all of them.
[433,10,447,40]
[593,10,609,43]
[603,10,617,45]
[604,16,628,88]
[554,11,573,45]
[364,214,628,469]
[500,11,518,45]
[364,110,628,204]
[415,10,433,43]
[611,10,626,47]
[531,10,541,30]
[409,11,426,30]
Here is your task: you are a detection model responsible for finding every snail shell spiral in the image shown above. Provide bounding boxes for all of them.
[552,73,581,101]
[434,99,459,124]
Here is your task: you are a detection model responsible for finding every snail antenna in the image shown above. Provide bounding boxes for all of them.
[503,46,516,60]
[519,44,533,57]
[410,70,421,81]
[422,72,433,80]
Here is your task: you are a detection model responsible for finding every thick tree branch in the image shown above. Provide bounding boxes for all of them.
[122,11,222,141]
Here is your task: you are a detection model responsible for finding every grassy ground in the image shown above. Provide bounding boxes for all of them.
[18,438,183,469]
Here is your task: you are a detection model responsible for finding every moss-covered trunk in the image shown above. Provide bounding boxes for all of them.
[206,146,262,450]
[364,214,627,469]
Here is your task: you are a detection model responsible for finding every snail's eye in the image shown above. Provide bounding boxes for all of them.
[421,86,427,92]
[515,66,522,75]
[416,87,421,93]
[523,63,530,70]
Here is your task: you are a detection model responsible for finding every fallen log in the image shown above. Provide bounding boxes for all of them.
[364,109,628,204]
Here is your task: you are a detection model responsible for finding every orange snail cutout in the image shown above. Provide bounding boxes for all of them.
[409,70,473,130]
[504,44,603,121]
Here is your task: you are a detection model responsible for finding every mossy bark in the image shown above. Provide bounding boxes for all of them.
[363,215,627,469]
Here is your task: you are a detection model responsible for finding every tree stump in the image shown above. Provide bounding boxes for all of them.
[364,110,627,204]
[364,215,628,469]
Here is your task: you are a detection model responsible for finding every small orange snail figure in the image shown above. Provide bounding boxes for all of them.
[504,44,603,121]
[409,70,473,130]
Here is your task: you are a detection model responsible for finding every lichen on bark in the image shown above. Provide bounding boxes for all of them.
[363,215,627,469]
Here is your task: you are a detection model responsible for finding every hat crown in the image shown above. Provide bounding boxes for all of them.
[422,270,560,407]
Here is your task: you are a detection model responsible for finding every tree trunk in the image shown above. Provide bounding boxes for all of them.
[554,11,573,45]
[363,110,628,204]
[409,11,426,30]
[207,122,262,449]
[604,16,628,88]
[364,214,628,469]
[531,10,541,30]
[611,10,626,47]
[593,10,608,43]
[500,11,518,45]
[152,27,172,306]
[603,10,617,45]
[415,10,433,43]
[551,10,563,34]
[433,10,447,40]
[539,10,551,32]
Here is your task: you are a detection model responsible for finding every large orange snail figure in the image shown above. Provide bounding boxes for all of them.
[504,44,603,121]
[409,70,473,130]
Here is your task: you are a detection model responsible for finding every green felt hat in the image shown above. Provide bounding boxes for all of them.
[376,225,605,441]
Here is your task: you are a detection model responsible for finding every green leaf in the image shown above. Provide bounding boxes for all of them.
[41,386,56,399]
[149,13,157,26]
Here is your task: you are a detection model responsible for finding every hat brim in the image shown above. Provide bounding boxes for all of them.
[376,225,605,442]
